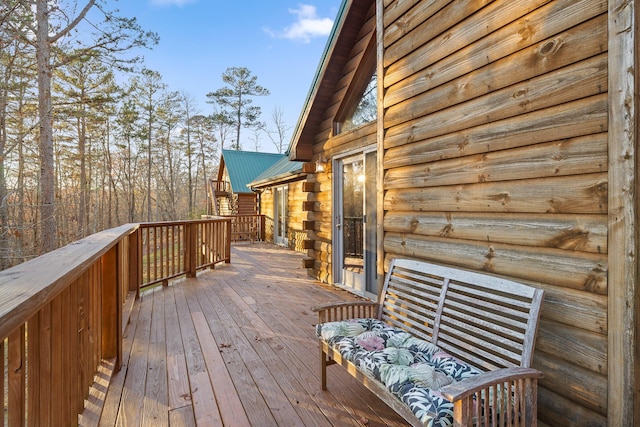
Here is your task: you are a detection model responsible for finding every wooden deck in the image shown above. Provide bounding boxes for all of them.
[84,243,407,426]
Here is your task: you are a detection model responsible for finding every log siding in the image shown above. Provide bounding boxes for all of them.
[380,1,610,425]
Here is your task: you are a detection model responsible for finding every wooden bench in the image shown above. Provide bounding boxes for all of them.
[313,258,544,427]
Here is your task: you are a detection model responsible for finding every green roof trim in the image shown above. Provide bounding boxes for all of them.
[248,156,306,189]
[222,149,284,194]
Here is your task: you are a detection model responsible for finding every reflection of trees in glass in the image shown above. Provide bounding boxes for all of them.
[343,161,364,218]
[342,73,377,133]
[343,160,364,258]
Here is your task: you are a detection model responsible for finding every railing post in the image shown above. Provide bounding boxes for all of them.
[260,214,266,241]
[185,222,197,277]
[226,219,232,263]
[101,245,122,371]
[128,228,141,298]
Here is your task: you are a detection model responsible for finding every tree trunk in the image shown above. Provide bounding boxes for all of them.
[78,114,87,238]
[36,0,57,253]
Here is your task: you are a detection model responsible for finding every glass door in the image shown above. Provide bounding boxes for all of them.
[274,186,288,246]
[334,150,377,298]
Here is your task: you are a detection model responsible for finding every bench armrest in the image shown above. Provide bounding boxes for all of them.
[311,301,380,323]
[440,367,543,401]
[440,367,543,426]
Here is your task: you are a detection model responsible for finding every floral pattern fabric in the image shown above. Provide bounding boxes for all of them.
[316,318,482,427]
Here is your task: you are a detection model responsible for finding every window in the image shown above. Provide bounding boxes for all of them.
[339,72,377,133]
[334,35,378,135]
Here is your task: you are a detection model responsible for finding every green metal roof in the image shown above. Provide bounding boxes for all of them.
[248,156,305,189]
[222,149,284,194]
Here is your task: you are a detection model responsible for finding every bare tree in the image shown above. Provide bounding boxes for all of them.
[266,106,291,154]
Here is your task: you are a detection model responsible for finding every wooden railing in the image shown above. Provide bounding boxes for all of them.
[139,218,231,289]
[219,214,265,243]
[0,217,231,426]
[210,179,231,194]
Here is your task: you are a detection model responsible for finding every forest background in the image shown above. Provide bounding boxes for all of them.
[0,1,336,270]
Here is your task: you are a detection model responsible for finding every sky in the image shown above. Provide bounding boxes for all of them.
[112,0,343,152]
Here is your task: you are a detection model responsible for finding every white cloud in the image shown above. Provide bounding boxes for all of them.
[150,0,198,7]
[272,4,334,43]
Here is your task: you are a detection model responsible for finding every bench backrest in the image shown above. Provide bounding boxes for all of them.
[378,258,544,372]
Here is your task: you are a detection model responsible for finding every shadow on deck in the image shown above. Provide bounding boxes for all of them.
[84,243,407,426]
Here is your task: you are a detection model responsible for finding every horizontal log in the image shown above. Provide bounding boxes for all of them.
[384,94,608,169]
[301,257,315,269]
[302,240,315,250]
[383,233,607,294]
[534,351,607,416]
[385,11,606,110]
[384,172,608,215]
[302,182,317,193]
[383,0,482,54]
[385,0,605,87]
[536,319,607,375]
[537,385,606,426]
[385,133,607,189]
[384,53,607,146]
[383,0,428,33]
[534,283,607,335]
[302,201,317,212]
[302,162,316,173]
[302,221,316,231]
[383,211,607,254]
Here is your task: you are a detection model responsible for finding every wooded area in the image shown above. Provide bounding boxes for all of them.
[0,2,283,270]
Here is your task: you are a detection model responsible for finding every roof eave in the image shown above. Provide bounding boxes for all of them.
[288,0,352,162]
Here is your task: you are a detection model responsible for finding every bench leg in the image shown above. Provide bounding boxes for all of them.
[320,346,327,390]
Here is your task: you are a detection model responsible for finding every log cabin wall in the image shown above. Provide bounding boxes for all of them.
[305,3,378,283]
[379,0,608,425]
[236,193,257,215]
[287,180,310,252]
[260,190,275,241]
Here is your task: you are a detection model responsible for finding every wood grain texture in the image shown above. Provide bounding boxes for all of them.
[607,0,638,425]
[91,244,409,426]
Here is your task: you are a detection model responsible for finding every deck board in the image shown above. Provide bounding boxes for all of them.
[94,243,407,426]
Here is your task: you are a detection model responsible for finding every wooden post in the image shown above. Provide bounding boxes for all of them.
[101,245,122,372]
[225,219,232,263]
[376,0,385,302]
[608,0,639,425]
[185,222,197,278]
[128,228,140,297]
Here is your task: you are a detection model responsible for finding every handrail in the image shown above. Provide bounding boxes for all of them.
[0,217,232,425]
[138,218,232,289]
[220,214,266,242]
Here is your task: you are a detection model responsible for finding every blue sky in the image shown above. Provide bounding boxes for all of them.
[114,0,343,152]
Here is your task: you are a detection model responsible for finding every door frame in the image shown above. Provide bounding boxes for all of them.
[273,185,288,246]
[332,145,377,299]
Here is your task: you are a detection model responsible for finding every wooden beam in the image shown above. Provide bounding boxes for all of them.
[302,201,317,211]
[302,181,318,192]
[608,1,639,426]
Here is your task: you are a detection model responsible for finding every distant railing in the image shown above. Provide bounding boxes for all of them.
[219,214,265,243]
[211,179,231,194]
[0,217,231,426]
[139,218,231,289]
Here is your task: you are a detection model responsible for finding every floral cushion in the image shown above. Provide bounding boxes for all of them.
[316,318,482,427]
